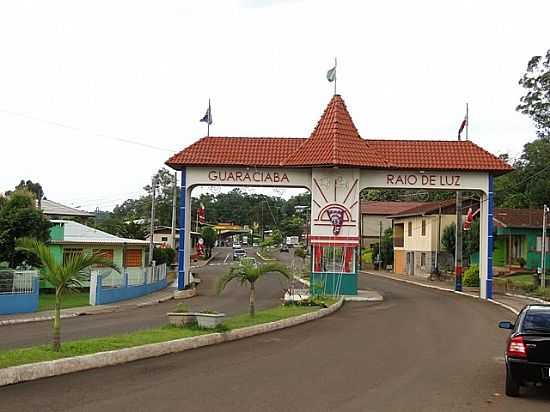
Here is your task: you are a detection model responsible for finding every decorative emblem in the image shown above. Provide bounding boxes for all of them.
[327,206,345,235]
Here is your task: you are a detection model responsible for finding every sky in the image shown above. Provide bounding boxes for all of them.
[0,0,548,211]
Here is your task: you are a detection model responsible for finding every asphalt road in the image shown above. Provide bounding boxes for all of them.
[2,273,549,411]
[0,247,288,349]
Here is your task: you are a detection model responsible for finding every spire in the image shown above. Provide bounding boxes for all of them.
[282,95,387,167]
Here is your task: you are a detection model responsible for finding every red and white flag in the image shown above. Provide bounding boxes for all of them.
[197,203,206,225]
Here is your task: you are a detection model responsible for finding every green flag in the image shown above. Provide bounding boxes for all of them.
[327,65,336,82]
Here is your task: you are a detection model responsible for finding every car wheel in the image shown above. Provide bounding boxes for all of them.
[505,368,520,397]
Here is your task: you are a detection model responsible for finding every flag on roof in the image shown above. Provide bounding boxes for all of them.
[326,65,336,82]
[458,116,467,139]
[200,102,212,125]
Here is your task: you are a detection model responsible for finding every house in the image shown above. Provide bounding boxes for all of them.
[47,220,149,287]
[360,201,424,249]
[40,199,95,221]
[145,226,201,249]
[390,199,478,278]
[472,208,549,273]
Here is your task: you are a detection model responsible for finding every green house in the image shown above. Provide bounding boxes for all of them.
[491,208,549,272]
[45,220,149,288]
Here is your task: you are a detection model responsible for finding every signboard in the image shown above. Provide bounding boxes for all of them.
[186,167,311,189]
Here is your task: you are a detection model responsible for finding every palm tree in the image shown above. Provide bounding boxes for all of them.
[17,238,119,351]
[217,261,290,317]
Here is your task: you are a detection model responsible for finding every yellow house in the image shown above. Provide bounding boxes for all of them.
[391,200,477,277]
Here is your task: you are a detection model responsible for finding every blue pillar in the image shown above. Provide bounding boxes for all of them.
[487,175,494,299]
[178,168,187,290]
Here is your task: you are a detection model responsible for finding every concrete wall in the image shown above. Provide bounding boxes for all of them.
[0,277,39,315]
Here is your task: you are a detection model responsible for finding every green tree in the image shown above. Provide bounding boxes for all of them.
[17,239,119,351]
[517,48,550,138]
[217,261,290,317]
[153,247,176,265]
[201,226,217,258]
[271,229,283,246]
[441,223,456,258]
[279,215,304,238]
[0,190,51,267]
[372,228,394,267]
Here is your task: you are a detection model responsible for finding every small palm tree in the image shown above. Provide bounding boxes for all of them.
[17,238,119,351]
[217,261,290,317]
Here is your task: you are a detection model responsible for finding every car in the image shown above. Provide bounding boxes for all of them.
[280,244,289,253]
[232,248,246,260]
[498,304,550,397]
[232,242,241,249]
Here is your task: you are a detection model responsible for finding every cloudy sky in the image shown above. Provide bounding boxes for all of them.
[1,0,548,211]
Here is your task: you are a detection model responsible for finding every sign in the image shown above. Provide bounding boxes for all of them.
[208,170,290,184]
[385,173,461,187]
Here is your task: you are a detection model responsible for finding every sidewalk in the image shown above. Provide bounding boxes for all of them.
[361,270,549,314]
[0,287,177,326]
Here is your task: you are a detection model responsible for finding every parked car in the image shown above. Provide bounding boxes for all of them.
[499,304,550,397]
[232,242,241,249]
[232,248,246,260]
[280,244,289,253]
[252,242,260,247]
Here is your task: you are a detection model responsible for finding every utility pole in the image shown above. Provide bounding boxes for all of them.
[171,172,178,250]
[378,221,382,271]
[541,204,549,289]
[455,192,463,291]
[435,204,442,273]
[149,176,157,266]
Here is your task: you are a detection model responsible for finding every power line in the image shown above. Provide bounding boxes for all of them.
[0,109,177,152]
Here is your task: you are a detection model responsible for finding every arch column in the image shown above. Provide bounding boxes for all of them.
[479,175,494,299]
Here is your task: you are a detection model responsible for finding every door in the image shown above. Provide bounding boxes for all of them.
[406,252,415,276]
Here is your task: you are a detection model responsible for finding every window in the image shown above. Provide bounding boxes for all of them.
[313,246,355,274]
[407,221,412,237]
[93,249,113,267]
[421,219,426,236]
[421,252,426,267]
[536,236,550,252]
[161,236,168,242]
[124,249,143,267]
[63,248,83,263]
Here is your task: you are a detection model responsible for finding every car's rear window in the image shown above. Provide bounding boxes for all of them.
[522,308,550,333]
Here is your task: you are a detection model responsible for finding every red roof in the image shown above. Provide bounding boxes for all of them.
[166,95,512,173]
[166,136,305,167]
[282,95,387,167]
[360,201,425,215]
[494,208,546,229]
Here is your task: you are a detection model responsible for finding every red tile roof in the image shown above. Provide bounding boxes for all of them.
[166,136,305,167]
[166,95,513,173]
[282,95,387,167]
[494,208,546,229]
[360,201,425,215]
[366,139,511,173]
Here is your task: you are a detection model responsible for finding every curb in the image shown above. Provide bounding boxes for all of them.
[0,291,175,327]
[256,251,276,261]
[0,298,344,387]
[362,271,519,315]
[190,252,218,269]
[504,292,550,305]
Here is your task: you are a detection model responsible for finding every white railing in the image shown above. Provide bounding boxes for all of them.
[93,268,123,288]
[0,270,38,294]
[149,263,167,284]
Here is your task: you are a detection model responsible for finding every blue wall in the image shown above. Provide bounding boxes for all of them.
[0,277,39,315]
[92,277,167,306]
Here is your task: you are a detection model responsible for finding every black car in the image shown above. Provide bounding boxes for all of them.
[499,304,550,397]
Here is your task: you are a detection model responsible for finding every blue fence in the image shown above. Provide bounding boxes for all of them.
[90,264,168,306]
[0,271,40,315]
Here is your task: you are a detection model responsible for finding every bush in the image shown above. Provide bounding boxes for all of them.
[153,247,176,265]
[361,249,373,265]
[463,265,480,287]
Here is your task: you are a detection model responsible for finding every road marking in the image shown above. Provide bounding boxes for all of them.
[223,253,230,264]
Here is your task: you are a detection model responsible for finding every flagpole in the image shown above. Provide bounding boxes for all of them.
[466,103,470,140]
[334,57,337,95]
[207,98,211,137]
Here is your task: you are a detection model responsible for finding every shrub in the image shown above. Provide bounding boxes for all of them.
[463,265,480,287]
[153,247,176,265]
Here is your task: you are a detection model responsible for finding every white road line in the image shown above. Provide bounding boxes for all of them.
[223,253,230,264]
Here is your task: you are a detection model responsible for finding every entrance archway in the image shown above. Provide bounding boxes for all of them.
[166,94,510,298]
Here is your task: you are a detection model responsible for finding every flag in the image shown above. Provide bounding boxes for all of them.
[326,65,336,82]
[200,103,212,125]
[197,203,206,224]
[458,116,467,139]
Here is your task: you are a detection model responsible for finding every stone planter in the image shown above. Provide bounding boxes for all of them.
[167,312,196,327]
[195,312,226,329]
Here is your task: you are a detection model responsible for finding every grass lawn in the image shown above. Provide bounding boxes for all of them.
[0,303,331,369]
[38,292,90,312]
